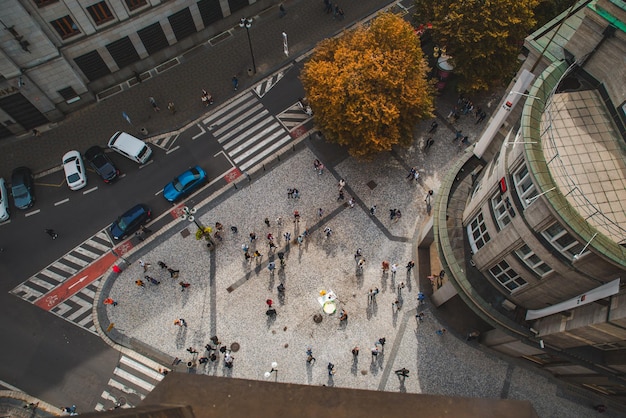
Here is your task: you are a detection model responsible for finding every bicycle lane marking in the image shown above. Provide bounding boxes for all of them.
[33,245,130,311]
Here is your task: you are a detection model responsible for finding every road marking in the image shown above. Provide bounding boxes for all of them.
[139,160,153,169]
[191,123,205,140]
[83,186,98,194]
[154,189,163,196]
[166,145,180,155]
[68,275,88,290]
[118,173,127,179]
[54,198,69,206]
[120,356,165,381]
[25,209,40,217]
[113,367,155,392]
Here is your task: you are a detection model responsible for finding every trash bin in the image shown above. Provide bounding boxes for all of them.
[247,67,254,77]
[140,127,148,136]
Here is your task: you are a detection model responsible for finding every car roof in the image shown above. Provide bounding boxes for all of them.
[85,145,104,159]
[63,150,81,162]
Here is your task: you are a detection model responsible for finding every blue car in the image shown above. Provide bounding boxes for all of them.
[163,166,207,202]
[109,204,151,240]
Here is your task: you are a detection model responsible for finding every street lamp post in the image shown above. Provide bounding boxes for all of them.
[240,17,256,75]
[181,206,215,250]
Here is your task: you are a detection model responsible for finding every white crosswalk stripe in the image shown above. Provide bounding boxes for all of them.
[95,355,166,411]
[202,92,294,172]
[253,69,287,98]
[149,133,179,150]
[10,227,113,333]
[277,102,313,130]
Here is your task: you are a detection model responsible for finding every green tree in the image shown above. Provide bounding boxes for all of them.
[414,0,538,92]
[301,13,434,159]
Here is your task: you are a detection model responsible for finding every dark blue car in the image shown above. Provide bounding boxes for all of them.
[109,204,151,240]
[11,166,35,210]
[85,145,119,183]
[163,165,207,202]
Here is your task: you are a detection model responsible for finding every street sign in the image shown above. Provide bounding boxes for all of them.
[282,32,288,57]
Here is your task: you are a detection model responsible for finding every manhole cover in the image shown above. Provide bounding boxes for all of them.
[180,228,190,238]
[366,180,377,190]
[230,342,240,352]
[313,314,323,323]
[360,370,368,375]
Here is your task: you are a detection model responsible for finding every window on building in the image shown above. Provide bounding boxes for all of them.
[489,260,527,292]
[125,0,147,11]
[541,223,585,259]
[35,0,59,7]
[515,244,553,277]
[491,193,511,230]
[58,87,80,104]
[87,2,114,25]
[467,211,491,253]
[513,164,537,207]
[50,16,81,39]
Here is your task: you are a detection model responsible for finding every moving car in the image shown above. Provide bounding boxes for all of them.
[108,131,152,164]
[85,145,119,183]
[163,165,207,202]
[0,178,9,221]
[11,166,35,209]
[62,150,87,190]
[109,204,151,240]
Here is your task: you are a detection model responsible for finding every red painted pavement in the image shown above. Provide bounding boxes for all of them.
[34,242,133,311]
[224,168,241,183]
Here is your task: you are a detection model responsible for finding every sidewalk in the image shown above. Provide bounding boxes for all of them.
[0,0,393,180]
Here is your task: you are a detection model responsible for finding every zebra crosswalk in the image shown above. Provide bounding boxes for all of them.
[150,133,179,150]
[95,355,166,411]
[277,102,314,130]
[10,229,113,334]
[202,92,294,172]
[253,69,287,98]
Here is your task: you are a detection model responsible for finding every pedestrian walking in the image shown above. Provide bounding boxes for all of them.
[254,250,262,262]
[436,328,447,336]
[277,282,285,293]
[103,298,118,306]
[268,241,277,252]
[232,76,239,91]
[45,229,58,239]
[394,209,402,223]
[339,308,348,322]
[417,291,425,304]
[354,248,362,260]
[276,216,283,226]
[327,362,336,376]
[371,346,379,359]
[337,190,345,201]
[406,167,416,180]
[264,217,271,227]
[167,102,176,114]
[231,225,238,233]
[168,268,180,278]
[158,261,168,269]
[268,262,276,273]
[424,137,435,150]
[466,331,480,341]
[351,346,359,356]
[324,0,333,14]
[179,281,191,291]
[324,227,332,238]
[293,210,300,223]
[279,3,286,17]
[378,337,386,347]
[348,198,355,208]
[267,232,274,242]
[453,130,463,141]
[358,258,366,271]
[476,111,487,124]
[372,287,379,301]
[199,357,208,364]
[395,368,410,379]
[135,279,145,288]
[306,348,316,364]
[428,120,438,133]
[149,97,160,111]
[32,128,42,137]
[391,263,398,278]
[224,352,234,368]
[338,179,346,191]
[242,243,249,253]
[249,232,257,242]
[416,312,425,322]
[283,231,291,242]
[297,235,304,246]
[318,208,323,218]
[389,208,397,220]
[370,205,377,216]
[382,260,390,272]
[187,346,198,354]
[392,299,401,311]
[397,282,405,292]
[406,260,415,271]
[146,275,160,285]
[266,307,277,317]
[139,260,150,272]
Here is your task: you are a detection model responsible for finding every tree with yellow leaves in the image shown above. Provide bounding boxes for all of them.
[301,13,434,159]
[414,0,538,92]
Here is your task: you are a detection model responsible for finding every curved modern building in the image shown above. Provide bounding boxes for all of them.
[0,0,265,137]
[433,0,626,405]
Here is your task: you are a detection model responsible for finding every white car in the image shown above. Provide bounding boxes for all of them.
[62,150,87,190]
[0,177,9,221]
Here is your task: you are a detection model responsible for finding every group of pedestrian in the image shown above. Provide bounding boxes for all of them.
[313,159,325,175]
[323,0,344,20]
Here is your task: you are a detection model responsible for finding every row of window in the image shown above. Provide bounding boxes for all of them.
[467,163,585,293]
[46,1,148,39]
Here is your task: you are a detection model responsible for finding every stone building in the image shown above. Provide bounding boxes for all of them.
[0,0,264,138]
[433,0,626,406]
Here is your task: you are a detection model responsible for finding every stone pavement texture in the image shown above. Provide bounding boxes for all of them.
[101,141,610,417]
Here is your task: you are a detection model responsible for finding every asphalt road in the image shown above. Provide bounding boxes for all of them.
[0,62,304,410]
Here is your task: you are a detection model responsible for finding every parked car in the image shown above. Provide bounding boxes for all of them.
[85,145,119,183]
[108,131,152,164]
[11,166,35,209]
[62,150,87,190]
[163,165,207,202]
[109,204,151,240]
[0,178,9,221]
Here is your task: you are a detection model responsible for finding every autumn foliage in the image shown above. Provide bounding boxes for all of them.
[301,13,434,159]
[414,0,538,92]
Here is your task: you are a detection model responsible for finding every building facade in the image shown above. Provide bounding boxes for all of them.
[0,0,265,138]
[434,0,626,405]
